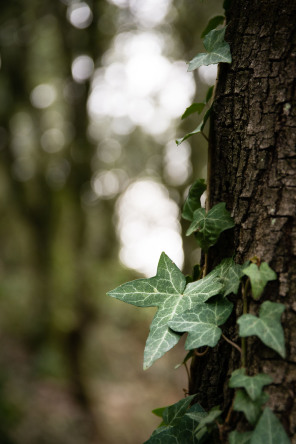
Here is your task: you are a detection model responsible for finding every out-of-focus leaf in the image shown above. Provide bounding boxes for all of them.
[201,15,225,38]
[243,262,277,300]
[229,368,272,401]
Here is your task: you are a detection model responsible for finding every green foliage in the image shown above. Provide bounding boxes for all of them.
[229,431,252,444]
[229,368,272,401]
[108,252,222,369]
[250,408,290,444]
[188,28,231,71]
[168,297,233,350]
[176,107,212,146]
[201,16,225,38]
[192,407,222,434]
[238,301,286,358]
[233,390,268,426]
[182,179,207,222]
[145,398,206,444]
[186,202,235,252]
[208,257,244,296]
[182,103,205,120]
[243,262,277,300]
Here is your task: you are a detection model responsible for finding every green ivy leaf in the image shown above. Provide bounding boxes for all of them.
[176,107,211,146]
[229,368,272,401]
[250,408,291,444]
[229,430,253,444]
[208,257,244,296]
[168,297,233,350]
[193,407,222,434]
[108,253,222,369]
[243,262,277,300]
[174,350,194,370]
[237,301,286,358]
[233,390,268,426]
[182,179,207,222]
[152,407,166,418]
[145,401,205,444]
[186,202,235,252]
[201,15,225,38]
[188,28,231,71]
[205,85,214,103]
[181,102,205,120]
[162,394,196,426]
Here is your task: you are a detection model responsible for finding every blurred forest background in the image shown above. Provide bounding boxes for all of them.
[0,0,222,443]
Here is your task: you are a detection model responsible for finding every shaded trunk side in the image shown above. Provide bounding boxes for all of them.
[189,0,296,439]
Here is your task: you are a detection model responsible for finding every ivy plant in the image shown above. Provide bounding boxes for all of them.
[107,9,290,444]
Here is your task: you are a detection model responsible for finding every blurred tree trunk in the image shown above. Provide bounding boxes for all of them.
[189,0,296,439]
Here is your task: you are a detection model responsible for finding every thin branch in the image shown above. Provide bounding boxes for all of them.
[194,347,209,357]
[221,334,242,354]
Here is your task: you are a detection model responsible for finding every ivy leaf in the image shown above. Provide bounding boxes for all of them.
[205,85,214,103]
[176,107,211,146]
[169,298,233,350]
[237,301,286,358]
[108,253,222,369]
[182,179,207,222]
[250,408,291,444]
[229,368,272,401]
[152,407,166,418]
[144,401,205,444]
[188,28,231,71]
[201,15,225,38]
[243,262,277,300]
[193,407,222,434]
[162,394,196,426]
[233,390,268,426]
[229,430,253,444]
[186,202,235,252]
[174,350,194,370]
[208,258,244,296]
[181,102,205,120]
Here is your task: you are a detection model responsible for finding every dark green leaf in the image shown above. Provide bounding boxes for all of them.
[233,390,268,426]
[243,262,277,300]
[162,394,196,426]
[176,107,211,146]
[208,257,244,296]
[238,301,286,358]
[182,179,207,222]
[181,103,205,120]
[174,350,194,369]
[188,28,231,71]
[186,202,235,252]
[194,407,222,433]
[201,15,225,38]
[229,430,253,444]
[229,368,272,401]
[152,407,166,418]
[108,253,222,369]
[250,408,290,444]
[205,85,214,103]
[169,298,233,350]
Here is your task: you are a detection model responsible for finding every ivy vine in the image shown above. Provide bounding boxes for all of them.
[107,6,290,444]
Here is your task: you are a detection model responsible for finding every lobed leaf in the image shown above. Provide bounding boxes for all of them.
[201,15,225,38]
[181,102,205,120]
[229,368,272,401]
[188,28,231,71]
[182,179,207,222]
[108,252,222,369]
[243,262,277,300]
[237,301,286,358]
[250,408,290,444]
[186,202,235,252]
[233,390,268,426]
[208,257,244,296]
[176,107,211,146]
[193,407,222,434]
[168,298,233,350]
[162,395,196,426]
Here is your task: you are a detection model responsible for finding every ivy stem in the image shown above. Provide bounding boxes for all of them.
[221,334,242,354]
[201,131,209,142]
[241,278,250,367]
[194,347,209,357]
[202,253,208,278]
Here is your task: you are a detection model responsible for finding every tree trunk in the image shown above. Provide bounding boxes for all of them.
[189,0,296,440]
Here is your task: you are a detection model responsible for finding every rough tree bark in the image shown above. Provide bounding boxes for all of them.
[189,1,296,440]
